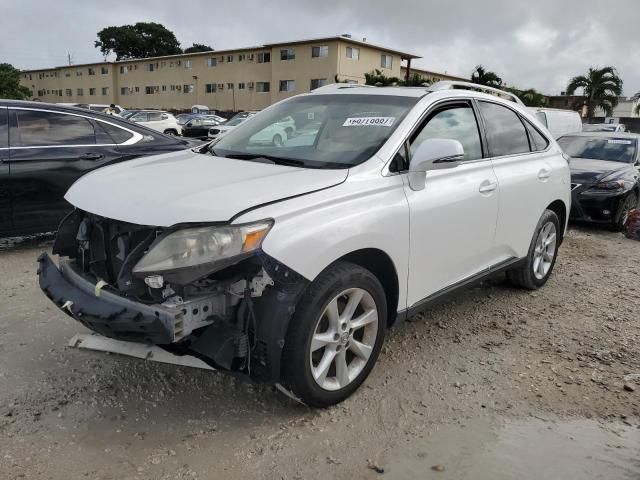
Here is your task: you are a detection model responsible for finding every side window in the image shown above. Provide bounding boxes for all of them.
[130,112,148,122]
[148,112,164,121]
[524,119,550,152]
[410,105,483,161]
[97,121,134,144]
[389,142,409,173]
[478,101,530,157]
[0,108,7,148]
[14,110,96,147]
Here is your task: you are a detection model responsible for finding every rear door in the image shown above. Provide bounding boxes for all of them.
[479,100,557,261]
[8,107,123,235]
[0,107,10,235]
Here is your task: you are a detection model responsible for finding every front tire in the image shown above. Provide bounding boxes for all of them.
[507,209,560,290]
[612,191,637,232]
[163,129,177,136]
[282,262,387,407]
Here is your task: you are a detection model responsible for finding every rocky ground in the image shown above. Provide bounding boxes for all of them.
[0,226,639,479]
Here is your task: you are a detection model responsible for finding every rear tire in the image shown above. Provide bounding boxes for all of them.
[612,191,637,232]
[163,129,177,136]
[507,209,560,290]
[282,262,386,407]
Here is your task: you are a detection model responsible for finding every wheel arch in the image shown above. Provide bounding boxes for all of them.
[334,248,400,328]
[546,199,567,243]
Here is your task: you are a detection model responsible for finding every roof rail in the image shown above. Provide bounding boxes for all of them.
[428,81,524,105]
[310,83,376,93]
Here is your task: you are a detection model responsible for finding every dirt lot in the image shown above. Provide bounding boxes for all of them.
[1,227,639,480]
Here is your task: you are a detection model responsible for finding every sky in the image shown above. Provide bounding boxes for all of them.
[2,0,639,96]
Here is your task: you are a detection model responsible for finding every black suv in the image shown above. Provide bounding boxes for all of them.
[0,101,192,237]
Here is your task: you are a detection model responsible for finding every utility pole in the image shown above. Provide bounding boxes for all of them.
[67,52,73,65]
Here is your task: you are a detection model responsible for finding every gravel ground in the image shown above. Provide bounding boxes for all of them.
[0,226,639,479]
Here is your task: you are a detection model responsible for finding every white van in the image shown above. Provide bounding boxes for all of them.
[528,108,582,139]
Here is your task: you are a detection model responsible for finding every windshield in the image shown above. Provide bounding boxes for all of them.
[210,94,417,168]
[557,135,637,163]
[225,118,245,127]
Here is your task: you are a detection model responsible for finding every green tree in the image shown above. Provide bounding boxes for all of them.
[566,66,623,118]
[507,87,548,107]
[183,43,214,54]
[364,69,401,86]
[402,73,432,87]
[0,63,32,100]
[471,65,503,87]
[95,22,182,60]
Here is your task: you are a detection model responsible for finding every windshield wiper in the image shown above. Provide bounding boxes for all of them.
[217,153,306,167]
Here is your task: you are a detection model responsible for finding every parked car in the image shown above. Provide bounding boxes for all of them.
[182,115,227,139]
[58,103,124,115]
[128,110,182,136]
[528,107,582,139]
[583,123,627,133]
[208,113,257,140]
[558,132,640,230]
[0,101,192,237]
[38,82,570,407]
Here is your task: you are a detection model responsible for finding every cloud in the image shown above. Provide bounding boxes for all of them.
[1,0,638,95]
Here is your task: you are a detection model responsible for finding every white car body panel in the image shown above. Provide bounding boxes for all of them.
[65,150,347,226]
[528,107,582,139]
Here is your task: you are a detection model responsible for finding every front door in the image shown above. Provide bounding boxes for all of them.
[8,107,121,235]
[403,101,500,307]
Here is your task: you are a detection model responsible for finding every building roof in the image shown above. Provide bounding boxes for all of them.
[21,35,421,73]
[401,66,467,81]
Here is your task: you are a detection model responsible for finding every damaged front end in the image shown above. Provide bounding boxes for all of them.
[38,210,308,382]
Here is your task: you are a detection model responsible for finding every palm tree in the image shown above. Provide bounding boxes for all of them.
[516,88,548,107]
[566,67,623,118]
[471,65,503,88]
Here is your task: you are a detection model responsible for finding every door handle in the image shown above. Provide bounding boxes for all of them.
[80,153,104,161]
[478,181,498,194]
[538,168,551,181]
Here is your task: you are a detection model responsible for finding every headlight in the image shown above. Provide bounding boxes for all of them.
[132,221,272,275]
[592,180,625,191]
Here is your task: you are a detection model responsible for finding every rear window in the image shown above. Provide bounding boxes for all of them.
[14,109,96,147]
[557,136,637,163]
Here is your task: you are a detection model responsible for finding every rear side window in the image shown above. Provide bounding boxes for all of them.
[524,120,550,151]
[410,105,483,161]
[14,109,96,147]
[98,121,134,144]
[149,112,164,121]
[0,108,7,148]
[478,101,530,157]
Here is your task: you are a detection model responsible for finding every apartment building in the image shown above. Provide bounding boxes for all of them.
[20,35,420,112]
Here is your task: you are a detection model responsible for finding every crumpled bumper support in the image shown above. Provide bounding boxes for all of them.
[37,253,176,344]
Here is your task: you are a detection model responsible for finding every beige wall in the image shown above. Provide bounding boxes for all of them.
[20,39,414,112]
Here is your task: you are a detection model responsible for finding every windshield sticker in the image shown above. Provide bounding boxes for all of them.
[343,117,395,127]
[608,139,633,144]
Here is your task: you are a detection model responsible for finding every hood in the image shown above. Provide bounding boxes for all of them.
[569,157,632,185]
[65,149,348,226]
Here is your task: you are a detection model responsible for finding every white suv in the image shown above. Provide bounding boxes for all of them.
[38,82,570,407]
[129,110,182,136]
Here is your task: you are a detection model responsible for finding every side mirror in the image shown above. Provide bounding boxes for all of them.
[408,138,464,191]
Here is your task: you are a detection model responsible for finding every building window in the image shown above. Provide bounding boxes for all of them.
[381,54,393,69]
[134,86,140,93]
[64,71,70,77]
[280,48,295,61]
[257,52,271,63]
[310,78,327,90]
[256,82,270,93]
[312,46,329,58]
[145,86,159,94]
[145,62,159,72]
[205,83,217,93]
[120,66,129,74]
[227,83,234,90]
[184,60,193,69]
[102,87,109,96]
[183,84,194,93]
[279,80,295,92]
[77,88,84,96]
[65,89,72,96]
[101,66,109,74]
[76,70,83,76]
[120,87,129,95]
[207,57,217,67]
[89,88,96,96]
[161,85,167,92]
[226,55,234,62]
[238,54,246,61]
[346,47,360,60]
[238,82,246,90]
[170,85,176,92]
[88,67,96,76]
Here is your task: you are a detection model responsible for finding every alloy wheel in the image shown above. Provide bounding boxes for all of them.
[309,288,379,391]
[532,221,557,280]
